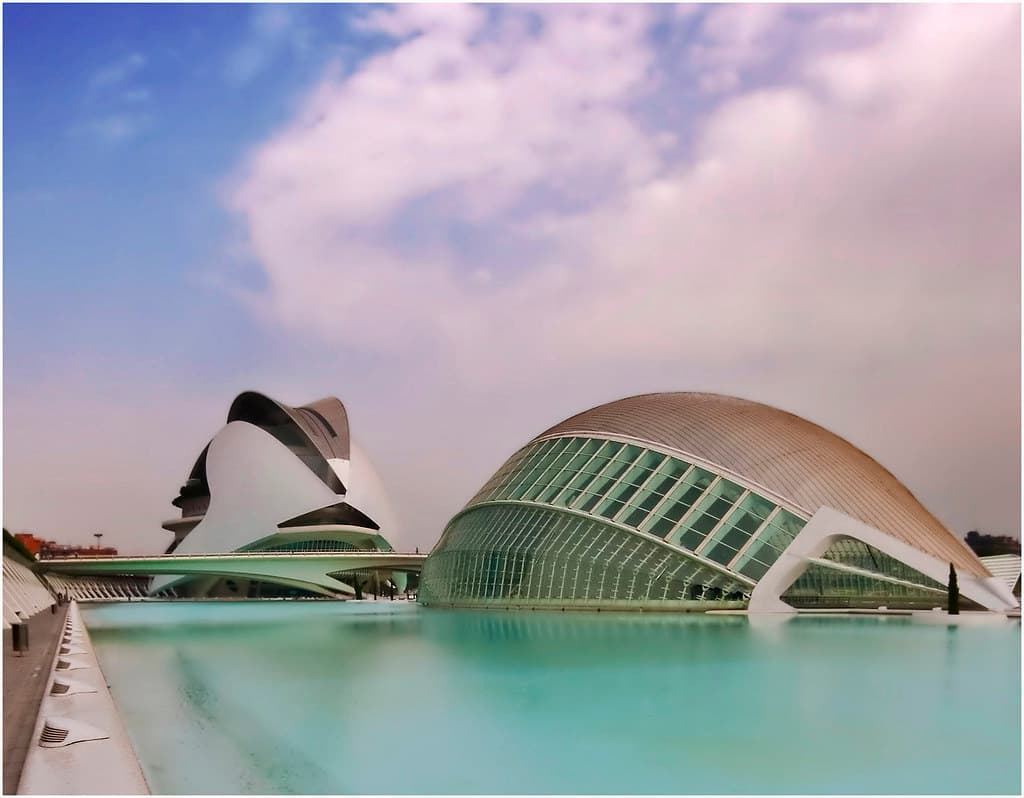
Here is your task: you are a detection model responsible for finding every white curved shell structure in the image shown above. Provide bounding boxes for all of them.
[420,392,1016,612]
[154,392,400,597]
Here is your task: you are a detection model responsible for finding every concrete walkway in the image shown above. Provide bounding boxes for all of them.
[3,604,67,794]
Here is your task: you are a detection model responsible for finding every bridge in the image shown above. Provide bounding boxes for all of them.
[37,552,427,597]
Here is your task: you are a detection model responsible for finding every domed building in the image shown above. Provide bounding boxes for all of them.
[419,393,1017,612]
[155,391,403,598]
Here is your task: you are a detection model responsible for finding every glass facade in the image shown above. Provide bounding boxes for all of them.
[423,435,952,611]
[783,538,947,609]
[464,436,809,576]
[418,503,749,608]
[248,539,364,553]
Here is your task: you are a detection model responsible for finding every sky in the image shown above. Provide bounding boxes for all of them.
[2,3,1020,555]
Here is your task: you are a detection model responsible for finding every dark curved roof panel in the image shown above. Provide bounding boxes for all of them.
[228,391,350,465]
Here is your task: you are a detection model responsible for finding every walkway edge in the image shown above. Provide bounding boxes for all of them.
[17,602,150,795]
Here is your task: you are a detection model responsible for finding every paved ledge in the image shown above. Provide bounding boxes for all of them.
[17,602,149,795]
[3,604,67,794]
[910,610,1015,626]
[709,608,1021,621]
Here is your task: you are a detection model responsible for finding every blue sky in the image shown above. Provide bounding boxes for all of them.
[4,4,362,385]
[3,4,1020,553]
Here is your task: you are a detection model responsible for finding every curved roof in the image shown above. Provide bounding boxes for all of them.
[228,391,350,462]
[172,392,352,514]
[535,392,987,577]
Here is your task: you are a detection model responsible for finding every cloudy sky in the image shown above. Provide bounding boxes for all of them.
[3,3,1020,555]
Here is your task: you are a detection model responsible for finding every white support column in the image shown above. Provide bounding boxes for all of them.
[748,506,1019,613]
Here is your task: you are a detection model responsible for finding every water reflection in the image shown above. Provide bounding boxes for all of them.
[83,602,1020,795]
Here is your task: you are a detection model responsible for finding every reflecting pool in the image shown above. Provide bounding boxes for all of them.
[83,602,1020,794]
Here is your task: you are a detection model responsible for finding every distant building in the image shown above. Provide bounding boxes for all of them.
[13,533,43,556]
[39,542,118,559]
[13,532,117,559]
[420,392,1018,612]
[964,531,1021,558]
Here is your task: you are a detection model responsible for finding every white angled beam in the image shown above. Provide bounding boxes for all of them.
[748,506,1019,613]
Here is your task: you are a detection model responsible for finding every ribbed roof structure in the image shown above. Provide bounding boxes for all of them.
[536,393,988,577]
[978,554,1021,590]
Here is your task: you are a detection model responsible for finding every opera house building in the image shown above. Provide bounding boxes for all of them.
[155,391,403,598]
[419,393,1018,613]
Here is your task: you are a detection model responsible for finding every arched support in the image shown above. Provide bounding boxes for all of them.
[748,507,1019,613]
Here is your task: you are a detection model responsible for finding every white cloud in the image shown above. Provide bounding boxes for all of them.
[82,52,152,143]
[219,4,1020,547]
[227,5,661,350]
[89,52,146,90]
[225,5,313,84]
[88,113,150,143]
[690,3,789,71]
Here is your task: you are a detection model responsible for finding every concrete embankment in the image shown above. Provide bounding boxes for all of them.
[3,603,67,794]
[16,602,149,795]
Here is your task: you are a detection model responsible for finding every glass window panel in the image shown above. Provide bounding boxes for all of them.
[681,465,717,491]
[618,444,644,463]
[623,461,658,487]
[506,440,573,499]
[607,463,651,504]
[639,467,715,536]
[647,513,679,538]
[560,440,602,473]
[597,440,626,461]
[733,509,807,573]
[773,510,805,538]
[520,442,581,501]
[501,443,557,500]
[551,443,619,507]
[572,457,633,513]
[666,482,722,525]
[574,490,605,514]
[738,558,771,580]
[660,458,691,482]
[637,450,665,470]
[678,509,725,550]
[622,504,652,529]
[703,539,740,565]
[737,492,775,522]
[673,480,744,551]
[646,470,683,498]
[505,471,543,500]
[595,499,626,520]
[698,493,773,562]
[534,465,580,504]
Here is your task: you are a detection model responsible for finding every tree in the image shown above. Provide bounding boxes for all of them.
[947,563,959,615]
[963,531,1021,557]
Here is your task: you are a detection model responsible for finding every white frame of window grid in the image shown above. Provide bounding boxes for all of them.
[464,435,810,582]
[420,503,750,605]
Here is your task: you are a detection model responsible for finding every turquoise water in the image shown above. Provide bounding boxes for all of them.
[83,602,1020,795]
